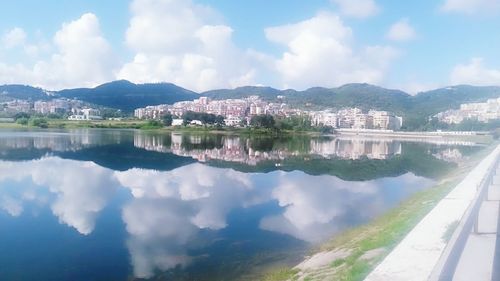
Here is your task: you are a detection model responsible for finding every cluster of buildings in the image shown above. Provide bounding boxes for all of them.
[133,133,404,165]
[0,98,102,121]
[310,108,403,130]
[435,97,500,124]
[134,96,403,130]
[1,100,32,114]
[134,96,296,126]
[309,137,402,160]
[67,108,103,121]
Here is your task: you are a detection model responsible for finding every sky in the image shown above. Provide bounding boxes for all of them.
[1,0,500,93]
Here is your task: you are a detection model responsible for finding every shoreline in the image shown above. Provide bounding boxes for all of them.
[262,142,499,281]
[0,120,494,140]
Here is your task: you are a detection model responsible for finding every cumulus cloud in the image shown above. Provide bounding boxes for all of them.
[2,27,27,49]
[331,0,380,18]
[0,195,24,216]
[0,13,116,90]
[0,158,118,235]
[441,0,500,14]
[450,57,500,86]
[260,172,432,242]
[265,12,398,90]
[386,18,416,42]
[123,198,196,278]
[0,1,400,91]
[117,0,266,92]
[116,164,267,278]
[32,13,116,89]
[115,164,260,230]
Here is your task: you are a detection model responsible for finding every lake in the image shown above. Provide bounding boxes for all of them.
[0,129,484,281]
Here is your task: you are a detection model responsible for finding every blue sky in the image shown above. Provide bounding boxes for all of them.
[1,0,500,93]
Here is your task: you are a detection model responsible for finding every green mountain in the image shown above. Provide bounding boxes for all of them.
[202,83,500,129]
[204,84,413,114]
[1,81,499,129]
[0,85,52,101]
[203,86,284,100]
[56,80,198,112]
[411,85,500,115]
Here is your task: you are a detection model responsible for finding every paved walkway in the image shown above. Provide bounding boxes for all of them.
[364,145,500,281]
[452,165,500,281]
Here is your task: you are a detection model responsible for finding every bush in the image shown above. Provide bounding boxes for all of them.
[140,120,164,129]
[14,112,30,121]
[29,118,48,128]
[16,117,29,125]
[162,114,173,126]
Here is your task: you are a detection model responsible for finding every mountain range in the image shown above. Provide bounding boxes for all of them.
[1,80,499,128]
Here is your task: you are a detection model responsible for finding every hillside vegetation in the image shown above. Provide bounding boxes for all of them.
[1,81,499,130]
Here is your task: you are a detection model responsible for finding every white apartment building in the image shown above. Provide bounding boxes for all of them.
[68,108,102,121]
[311,111,338,127]
[436,97,500,124]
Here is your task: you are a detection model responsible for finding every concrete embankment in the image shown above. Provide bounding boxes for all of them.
[364,144,500,281]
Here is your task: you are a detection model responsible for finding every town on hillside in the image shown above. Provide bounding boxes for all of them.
[2,94,500,131]
[134,96,404,130]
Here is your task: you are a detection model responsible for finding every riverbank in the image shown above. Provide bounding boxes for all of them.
[263,142,499,281]
[0,120,496,141]
[0,119,323,136]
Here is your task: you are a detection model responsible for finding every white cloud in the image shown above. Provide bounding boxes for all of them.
[265,12,398,90]
[118,0,265,92]
[123,199,195,278]
[397,81,442,95]
[0,158,118,235]
[441,0,500,14]
[386,18,416,42]
[116,164,265,278]
[1,195,24,216]
[0,13,116,90]
[260,172,432,243]
[331,0,380,18]
[32,13,117,89]
[2,27,27,49]
[450,57,500,86]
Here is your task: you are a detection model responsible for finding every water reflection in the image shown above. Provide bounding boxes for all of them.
[133,133,405,163]
[0,129,485,281]
[0,158,118,234]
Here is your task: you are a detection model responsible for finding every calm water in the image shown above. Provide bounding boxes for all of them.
[0,129,483,281]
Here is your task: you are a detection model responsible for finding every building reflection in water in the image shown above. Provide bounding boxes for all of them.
[0,129,485,280]
[133,132,405,164]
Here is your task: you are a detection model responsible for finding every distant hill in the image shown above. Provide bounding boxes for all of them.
[203,83,413,115]
[1,81,499,129]
[0,85,52,101]
[411,85,500,115]
[203,83,500,129]
[292,84,411,114]
[56,80,198,112]
[203,86,285,100]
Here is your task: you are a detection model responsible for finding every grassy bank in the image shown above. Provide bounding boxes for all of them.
[262,142,497,281]
[0,119,149,129]
[0,119,322,136]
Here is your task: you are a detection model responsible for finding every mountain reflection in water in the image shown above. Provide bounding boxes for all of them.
[0,129,483,281]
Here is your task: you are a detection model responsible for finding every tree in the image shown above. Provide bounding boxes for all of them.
[250,115,275,129]
[16,117,29,125]
[182,111,225,126]
[14,112,30,120]
[29,118,48,128]
[162,113,173,126]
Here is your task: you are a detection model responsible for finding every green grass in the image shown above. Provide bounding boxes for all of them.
[262,268,299,281]
[262,142,498,281]
[0,119,151,129]
[331,258,347,268]
[0,122,24,129]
